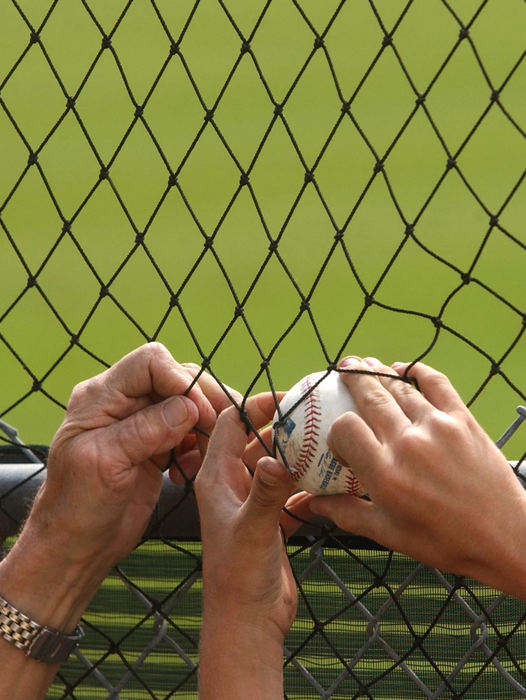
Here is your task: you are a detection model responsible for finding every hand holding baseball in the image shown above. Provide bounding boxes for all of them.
[310,356,526,599]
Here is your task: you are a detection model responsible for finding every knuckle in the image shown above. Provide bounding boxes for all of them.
[126,409,161,452]
[425,369,451,392]
[145,341,169,358]
[361,388,392,412]
[428,411,464,441]
[67,374,103,409]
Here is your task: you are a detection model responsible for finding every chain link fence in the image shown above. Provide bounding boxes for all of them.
[1,0,525,697]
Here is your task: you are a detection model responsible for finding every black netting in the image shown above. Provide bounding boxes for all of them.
[1,0,525,697]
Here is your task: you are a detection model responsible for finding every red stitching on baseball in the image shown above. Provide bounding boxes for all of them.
[345,470,361,495]
[293,376,322,480]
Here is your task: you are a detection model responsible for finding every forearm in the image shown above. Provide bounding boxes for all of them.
[199,605,285,699]
[0,514,110,699]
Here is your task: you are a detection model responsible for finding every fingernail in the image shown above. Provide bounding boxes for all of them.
[363,356,381,367]
[257,457,279,486]
[162,396,192,428]
[339,356,362,369]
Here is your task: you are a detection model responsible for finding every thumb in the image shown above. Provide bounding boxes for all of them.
[242,457,294,532]
[103,395,199,465]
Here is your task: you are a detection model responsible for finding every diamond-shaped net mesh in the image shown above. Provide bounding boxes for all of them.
[1,0,525,697]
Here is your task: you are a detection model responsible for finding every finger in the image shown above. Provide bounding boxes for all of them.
[309,493,385,541]
[197,393,280,485]
[280,490,316,539]
[182,362,243,414]
[392,362,466,414]
[327,410,383,488]
[103,343,217,432]
[101,395,200,466]
[338,356,410,440]
[243,425,274,472]
[362,357,431,423]
[240,457,294,540]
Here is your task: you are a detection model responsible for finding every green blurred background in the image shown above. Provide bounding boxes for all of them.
[1,0,524,453]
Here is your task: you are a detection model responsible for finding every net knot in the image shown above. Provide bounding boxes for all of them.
[415,93,425,106]
[304,170,315,183]
[168,173,177,188]
[101,36,112,50]
[234,305,244,318]
[135,231,144,245]
[490,89,500,103]
[169,294,179,308]
[489,214,499,227]
[29,31,40,45]
[299,299,310,312]
[201,357,211,370]
[32,379,41,392]
[169,42,180,56]
[458,27,469,40]
[239,172,249,186]
[405,223,414,236]
[260,359,270,370]
[99,166,109,180]
[461,272,471,284]
[27,275,37,288]
[382,34,393,47]
[373,159,384,174]
[340,100,351,114]
[453,575,465,590]
[70,334,78,345]
[203,236,213,250]
[204,109,214,122]
[364,294,374,307]
[268,239,278,253]
[66,96,76,110]
[522,313,526,327]
[240,41,250,54]
[99,285,109,298]
[313,36,324,50]
[62,220,71,233]
[446,157,456,171]
[432,316,443,328]
[273,102,283,115]
[489,362,500,377]
[27,151,38,166]
[134,104,144,118]
[412,634,425,649]
[334,229,344,242]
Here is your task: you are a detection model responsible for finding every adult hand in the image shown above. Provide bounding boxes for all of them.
[309,356,526,599]
[0,344,221,630]
[38,343,220,565]
[195,393,313,698]
[0,343,221,697]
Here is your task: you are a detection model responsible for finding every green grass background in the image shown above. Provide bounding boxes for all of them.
[1,0,525,453]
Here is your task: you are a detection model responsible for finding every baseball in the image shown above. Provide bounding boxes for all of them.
[272,370,364,496]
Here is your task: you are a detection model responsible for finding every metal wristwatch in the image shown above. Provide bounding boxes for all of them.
[0,594,84,663]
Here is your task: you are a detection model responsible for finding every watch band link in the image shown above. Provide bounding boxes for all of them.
[0,594,83,663]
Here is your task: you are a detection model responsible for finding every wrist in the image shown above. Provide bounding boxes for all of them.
[0,513,109,633]
[200,609,285,699]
